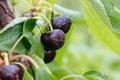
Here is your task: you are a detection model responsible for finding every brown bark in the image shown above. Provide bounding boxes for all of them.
[21,10,33,17]
[0,0,15,29]
[0,51,4,65]
[21,8,37,17]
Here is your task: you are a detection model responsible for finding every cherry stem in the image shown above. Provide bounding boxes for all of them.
[37,1,52,8]
[36,7,52,11]
[8,35,24,57]
[39,13,53,31]
[11,62,26,71]
[2,52,9,65]
[33,29,40,38]
[60,74,86,80]
[10,54,39,69]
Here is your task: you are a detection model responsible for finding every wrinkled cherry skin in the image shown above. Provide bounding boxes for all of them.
[41,29,65,50]
[44,50,56,63]
[0,65,19,80]
[51,14,71,33]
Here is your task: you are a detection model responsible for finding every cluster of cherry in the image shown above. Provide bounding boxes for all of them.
[0,14,71,80]
[41,14,72,63]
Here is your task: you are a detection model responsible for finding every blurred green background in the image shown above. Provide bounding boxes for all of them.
[12,0,120,80]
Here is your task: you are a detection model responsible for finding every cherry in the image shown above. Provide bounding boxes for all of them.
[51,14,71,33]
[44,50,56,63]
[0,64,19,80]
[41,29,65,50]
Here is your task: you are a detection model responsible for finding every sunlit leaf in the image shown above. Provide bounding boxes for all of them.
[80,0,120,54]
[47,0,56,4]
[52,68,81,80]
[84,70,109,80]
[87,0,112,28]
[84,75,103,80]
[101,0,120,35]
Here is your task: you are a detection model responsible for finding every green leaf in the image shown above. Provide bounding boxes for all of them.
[30,54,56,80]
[30,54,51,74]
[101,0,120,34]
[0,23,29,53]
[13,0,32,17]
[0,17,27,34]
[86,0,112,28]
[48,0,56,4]
[0,17,29,53]
[52,68,81,80]
[84,75,103,80]
[23,18,44,58]
[35,68,55,80]
[53,4,85,24]
[22,70,34,80]
[80,0,120,54]
[84,70,109,80]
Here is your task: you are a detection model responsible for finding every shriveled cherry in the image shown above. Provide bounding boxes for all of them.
[41,29,65,50]
[51,14,71,33]
[44,49,56,63]
[0,64,19,80]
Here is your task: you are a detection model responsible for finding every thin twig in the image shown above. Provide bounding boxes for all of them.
[39,13,53,31]
[8,35,24,56]
[60,74,85,80]
[2,53,9,65]
[11,62,26,71]
[10,54,39,69]
[37,2,52,8]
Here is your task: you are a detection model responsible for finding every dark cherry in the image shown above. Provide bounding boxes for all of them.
[44,49,56,63]
[51,14,71,33]
[0,64,19,80]
[41,29,65,50]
